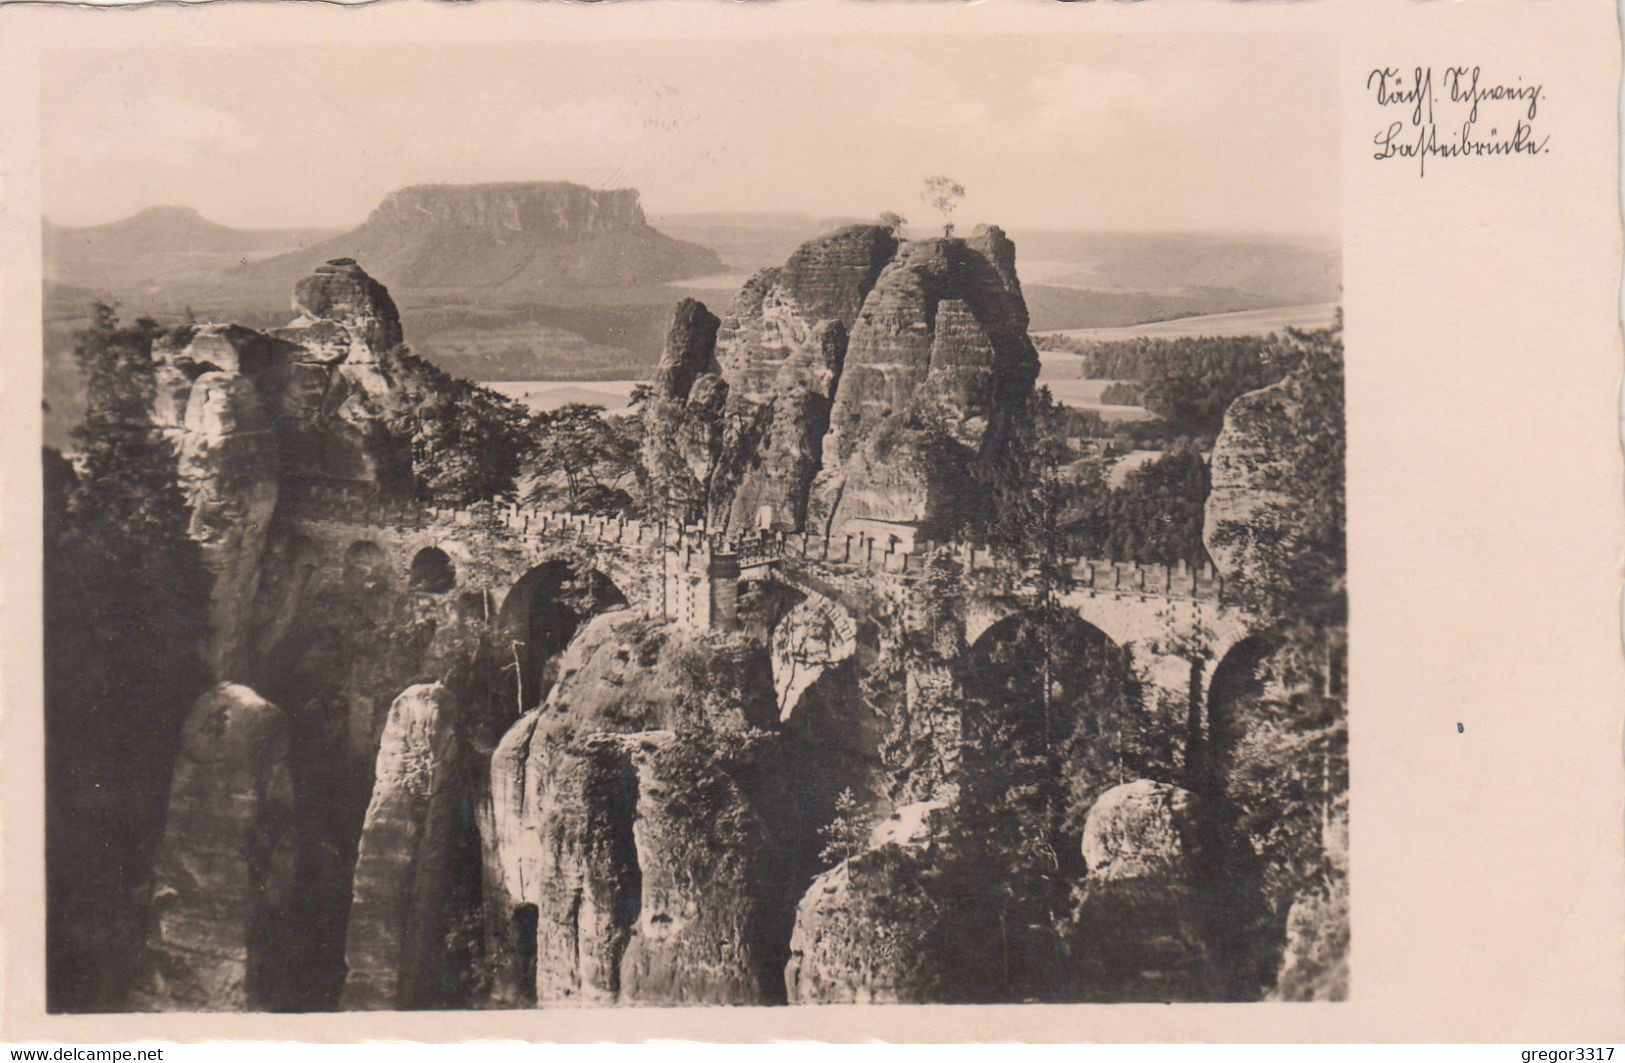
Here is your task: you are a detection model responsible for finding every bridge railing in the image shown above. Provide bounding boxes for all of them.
[280,482,1220,600]
[720,528,1221,600]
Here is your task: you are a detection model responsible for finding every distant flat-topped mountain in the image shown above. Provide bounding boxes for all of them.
[240,182,723,293]
[44,183,726,303]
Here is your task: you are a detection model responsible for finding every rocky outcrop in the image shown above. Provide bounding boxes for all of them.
[341,683,462,1010]
[809,226,1039,540]
[617,734,796,1005]
[135,684,295,1011]
[265,259,402,483]
[644,226,897,533]
[142,259,423,681]
[152,259,406,489]
[284,258,403,363]
[770,589,857,722]
[1081,779,1207,880]
[369,183,650,239]
[1203,374,1300,588]
[784,800,958,1004]
[1202,332,1344,621]
[644,223,1036,542]
[1068,780,1271,1002]
[652,299,721,403]
[173,372,280,680]
[480,606,804,1007]
[484,712,646,1007]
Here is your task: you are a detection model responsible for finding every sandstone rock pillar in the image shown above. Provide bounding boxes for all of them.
[175,371,280,681]
[340,683,462,1009]
[134,683,295,1011]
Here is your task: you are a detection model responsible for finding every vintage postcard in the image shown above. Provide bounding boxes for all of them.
[0,0,1620,1044]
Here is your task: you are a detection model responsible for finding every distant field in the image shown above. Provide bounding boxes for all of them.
[1043,378,1155,421]
[1042,302,1339,344]
[483,380,640,414]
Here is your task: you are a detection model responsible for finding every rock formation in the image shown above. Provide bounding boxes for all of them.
[617,733,797,1006]
[85,215,1337,1013]
[172,371,279,679]
[1068,780,1269,1002]
[1202,327,1345,620]
[284,258,404,363]
[484,712,646,1007]
[783,799,955,1004]
[769,589,856,722]
[135,684,295,1011]
[481,606,807,1007]
[809,225,1039,540]
[341,683,462,1010]
[644,224,1037,544]
[145,258,415,682]
[643,226,895,533]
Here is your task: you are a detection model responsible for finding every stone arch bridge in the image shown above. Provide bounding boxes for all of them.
[272,483,1259,741]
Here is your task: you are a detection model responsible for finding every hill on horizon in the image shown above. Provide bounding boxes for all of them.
[44,206,340,291]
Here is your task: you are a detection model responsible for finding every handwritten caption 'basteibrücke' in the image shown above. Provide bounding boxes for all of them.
[1367,66,1547,176]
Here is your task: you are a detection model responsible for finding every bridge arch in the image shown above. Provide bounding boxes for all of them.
[1198,632,1284,789]
[408,546,457,594]
[342,540,392,593]
[494,556,629,711]
[962,610,1131,758]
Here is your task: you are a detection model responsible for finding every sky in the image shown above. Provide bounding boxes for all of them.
[42,33,1338,237]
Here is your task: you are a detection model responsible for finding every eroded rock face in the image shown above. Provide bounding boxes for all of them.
[617,734,795,1006]
[171,372,281,680]
[1081,779,1205,880]
[292,183,722,290]
[643,223,1036,541]
[652,298,722,402]
[135,684,295,1011]
[480,609,798,1007]
[341,683,462,1010]
[151,260,406,489]
[1202,337,1344,620]
[287,258,404,362]
[484,714,646,1006]
[784,800,957,1004]
[370,182,649,237]
[809,226,1039,539]
[1069,780,1271,1002]
[770,590,857,722]
[644,226,898,533]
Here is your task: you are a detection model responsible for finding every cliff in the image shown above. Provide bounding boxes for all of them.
[1202,325,1345,623]
[810,225,1039,539]
[643,224,1037,542]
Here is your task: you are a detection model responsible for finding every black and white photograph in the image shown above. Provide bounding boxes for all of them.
[36,23,1350,1016]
